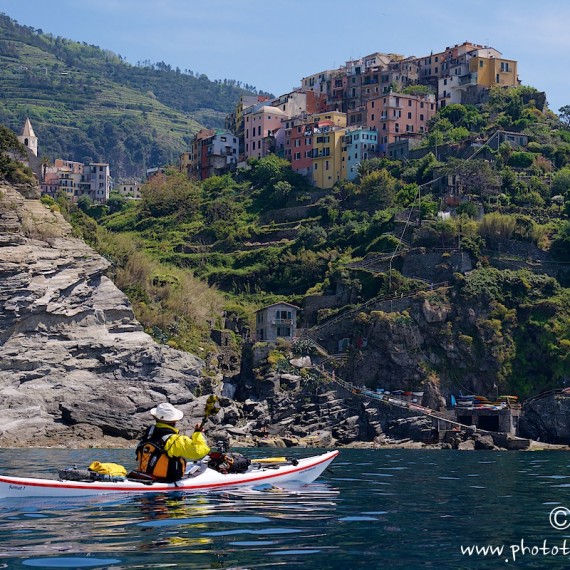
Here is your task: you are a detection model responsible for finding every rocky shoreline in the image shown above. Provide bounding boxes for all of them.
[1,184,569,453]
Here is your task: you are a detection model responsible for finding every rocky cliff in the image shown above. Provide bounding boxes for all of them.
[0,184,211,447]
[519,392,570,444]
[0,184,408,450]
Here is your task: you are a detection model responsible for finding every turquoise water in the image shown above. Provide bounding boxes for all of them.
[1,448,570,568]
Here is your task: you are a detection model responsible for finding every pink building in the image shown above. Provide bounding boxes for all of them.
[286,119,314,176]
[366,93,436,154]
[244,106,288,159]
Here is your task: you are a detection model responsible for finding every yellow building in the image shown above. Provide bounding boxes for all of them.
[312,126,347,189]
[309,111,347,128]
[469,55,518,88]
[179,151,192,177]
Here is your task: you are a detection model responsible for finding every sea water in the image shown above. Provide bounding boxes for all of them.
[1,447,570,569]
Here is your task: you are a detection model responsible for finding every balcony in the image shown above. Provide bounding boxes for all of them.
[458,73,477,87]
[272,318,293,325]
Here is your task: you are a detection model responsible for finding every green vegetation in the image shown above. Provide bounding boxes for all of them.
[0,124,34,184]
[10,18,563,398]
[0,13,268,178]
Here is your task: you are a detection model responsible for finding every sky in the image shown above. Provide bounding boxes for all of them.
[0,0,568,113]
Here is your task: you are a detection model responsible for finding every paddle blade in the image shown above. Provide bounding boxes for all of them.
[252,457,289,464]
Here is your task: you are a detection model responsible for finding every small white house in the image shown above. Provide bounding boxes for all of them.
[117,183,142,200]
[255,302,300,342]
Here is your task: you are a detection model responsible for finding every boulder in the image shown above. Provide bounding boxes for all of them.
[290,356,311,368]
[386,416,435,442]
[457,439,476,450]
[472,433,498,450]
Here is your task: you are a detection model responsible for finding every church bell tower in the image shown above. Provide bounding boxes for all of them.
[17,117,38,157]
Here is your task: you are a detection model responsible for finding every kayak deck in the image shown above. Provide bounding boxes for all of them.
[0,450,339,499]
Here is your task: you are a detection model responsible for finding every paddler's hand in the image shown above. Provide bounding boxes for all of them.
[194,424,203,432]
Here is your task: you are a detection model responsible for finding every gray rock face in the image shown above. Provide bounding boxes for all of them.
[519,393,570,444]
[0,185,206,447]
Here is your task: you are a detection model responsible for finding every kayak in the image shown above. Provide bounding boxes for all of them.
[0,450,339,499]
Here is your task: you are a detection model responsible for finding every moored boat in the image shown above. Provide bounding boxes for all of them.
[0,450,339,499]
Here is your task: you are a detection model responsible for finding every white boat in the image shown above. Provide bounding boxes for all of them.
[0,450,339,499]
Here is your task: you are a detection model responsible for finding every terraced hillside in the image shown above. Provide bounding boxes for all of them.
[0,14,264,178]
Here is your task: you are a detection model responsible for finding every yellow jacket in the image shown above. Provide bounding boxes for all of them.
[155,422,211,461]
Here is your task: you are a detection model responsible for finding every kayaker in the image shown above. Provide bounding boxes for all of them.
[136,402,211,482]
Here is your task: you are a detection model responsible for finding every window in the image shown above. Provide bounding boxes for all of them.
[408,112,412,119]
[408,100,412,106]
[479,60,484,68]
[325,160,329,171]
[258,126,261,136]
[500,61,510,72]
[420,114,424,121]
[371,113,375,121]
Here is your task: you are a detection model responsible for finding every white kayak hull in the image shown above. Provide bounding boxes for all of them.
[0,450,339,499]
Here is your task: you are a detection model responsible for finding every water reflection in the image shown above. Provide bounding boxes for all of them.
[2,449,570,568]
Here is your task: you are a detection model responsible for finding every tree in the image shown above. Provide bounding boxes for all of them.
[106,193,128,214]
[558,105,570,129]
[443,159,500,201]
[456,201,479,219]
[360,169,397,209]
[77,195,93,213]
[141,170,200,219]
[552,167,570,196]
[296,224,327,248]
[0,125,35,185]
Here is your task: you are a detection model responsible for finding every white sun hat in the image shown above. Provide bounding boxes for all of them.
[150,402,184,422]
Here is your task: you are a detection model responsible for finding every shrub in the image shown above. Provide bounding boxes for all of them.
[478,213,516,243]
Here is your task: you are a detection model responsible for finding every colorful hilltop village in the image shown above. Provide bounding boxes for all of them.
[15,41,520,200]
[183,41,519,188]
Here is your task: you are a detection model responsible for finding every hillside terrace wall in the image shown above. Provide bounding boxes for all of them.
[261,205,316,223]
[401,251,472,283]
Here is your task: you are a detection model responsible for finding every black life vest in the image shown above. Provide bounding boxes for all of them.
[136,424,186,482]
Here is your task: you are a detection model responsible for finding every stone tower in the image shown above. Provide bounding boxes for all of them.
[17,117,38,157]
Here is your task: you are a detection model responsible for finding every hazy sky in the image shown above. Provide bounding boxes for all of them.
[0,0,568,113]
